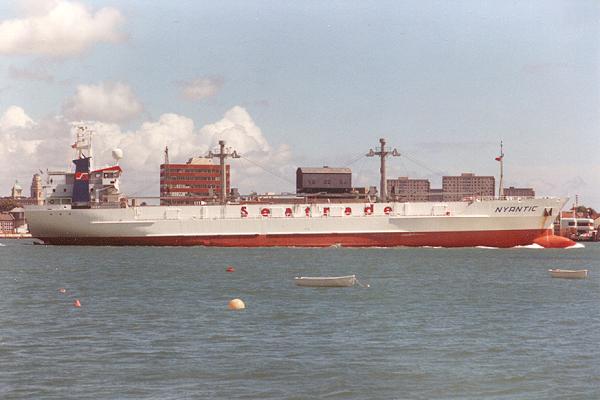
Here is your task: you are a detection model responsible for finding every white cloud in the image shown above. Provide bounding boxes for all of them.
[0,106,47,196]
[0,0,124,57]
[0,105,36,130]
[200,106,271,153]
[180,77,224,100]
[0,105,296,197]
[87,113,206,171]
[63,82,143,123]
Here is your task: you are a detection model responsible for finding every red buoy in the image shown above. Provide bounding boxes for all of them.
[533,235,576,249]
[73,299,81,308]
[226,266,235,272]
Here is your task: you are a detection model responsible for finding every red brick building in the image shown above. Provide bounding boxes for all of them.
[428,188,443,202]
[387,177,430,201]
[160,157,230,205]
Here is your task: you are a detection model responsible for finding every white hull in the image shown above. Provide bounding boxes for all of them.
[295,275,357,287]
[25,198,568,247]
[548,269,588,279]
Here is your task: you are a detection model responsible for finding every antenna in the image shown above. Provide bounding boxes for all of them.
[366,138,400,202]
[72,125,94,169]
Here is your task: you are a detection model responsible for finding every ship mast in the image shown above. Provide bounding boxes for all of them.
[497,141,504,198]
[72,126,93,167]
[366,138,400,202]
[208,140,240,204]
[163,146,169,199]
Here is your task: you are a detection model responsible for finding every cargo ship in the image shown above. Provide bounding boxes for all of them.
[25,130,574,248]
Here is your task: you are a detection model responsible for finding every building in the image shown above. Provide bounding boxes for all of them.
[30,174,43,205]
[428,188,443,202]
[160,157,229,205]
[442,173,495,201]
[1,180,40,206]
[8,207,27,232]
[555,210,597,241]
[503,186,535,198]
[0,213,15,233]
[387,177,430,202]
[10,181,22,198]
[296,167,352,195]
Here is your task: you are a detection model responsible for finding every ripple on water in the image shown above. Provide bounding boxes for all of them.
[0,241,598,399]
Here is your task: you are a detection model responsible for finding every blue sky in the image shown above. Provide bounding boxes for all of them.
[1,0,599,206]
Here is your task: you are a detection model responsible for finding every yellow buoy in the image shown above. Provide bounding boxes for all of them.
[228,298,245,310]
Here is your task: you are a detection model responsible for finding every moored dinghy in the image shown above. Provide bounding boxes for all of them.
[294,275,357,287]
[548,269,588,279]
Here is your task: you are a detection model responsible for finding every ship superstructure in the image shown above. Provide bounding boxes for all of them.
[41,126,124,207]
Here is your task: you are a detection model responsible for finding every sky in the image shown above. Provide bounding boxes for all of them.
[0,0,598,206]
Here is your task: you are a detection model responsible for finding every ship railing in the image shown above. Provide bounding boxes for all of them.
[90,201,128,209]
[461,195,538,202]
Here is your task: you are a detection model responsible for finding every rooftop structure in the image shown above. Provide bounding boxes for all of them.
[296,166,352,195]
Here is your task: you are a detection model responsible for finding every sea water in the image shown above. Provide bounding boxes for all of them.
[1,240,599,399]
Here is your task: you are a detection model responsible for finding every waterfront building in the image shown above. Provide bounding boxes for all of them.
[0,213,15,233]
[387,177,430,202]
[160,157,229,205]
[556,210,597,241]
[442,173,495,201]
[296,167,352,195]
[428,188,444,202]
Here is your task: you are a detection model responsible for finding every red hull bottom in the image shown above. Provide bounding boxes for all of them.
[36,229,573,248]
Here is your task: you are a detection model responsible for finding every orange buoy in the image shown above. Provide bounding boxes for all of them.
[228,298,245,310]
[533,235,576,249]
[58,288,66,294]
[226,266,235,272]
[73,299,81,308]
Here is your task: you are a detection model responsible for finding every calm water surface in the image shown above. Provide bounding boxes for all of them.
[1,240,599,399]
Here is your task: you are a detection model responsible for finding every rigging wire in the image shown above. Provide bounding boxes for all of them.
[127,178,159,197]
[239,155,296,186]
[342,152,368,168]
[400,152,446,177]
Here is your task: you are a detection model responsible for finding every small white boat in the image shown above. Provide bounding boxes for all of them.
[294,275,357,287]
[548,269,588,279]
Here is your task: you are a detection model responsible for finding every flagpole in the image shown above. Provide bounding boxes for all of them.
[499,141,504,198]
